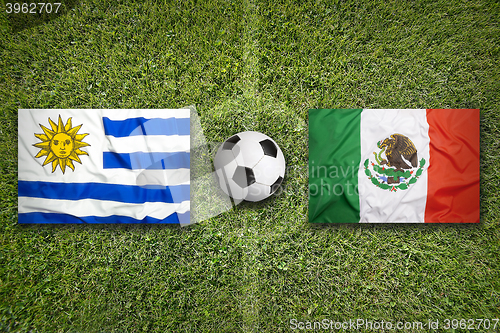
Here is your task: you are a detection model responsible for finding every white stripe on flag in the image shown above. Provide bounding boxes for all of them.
[358,109,430,223]
[19,197,190,220]
[104,135,190,154]
[19,163,190,186]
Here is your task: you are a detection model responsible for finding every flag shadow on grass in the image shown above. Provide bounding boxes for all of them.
[135,106,236,227]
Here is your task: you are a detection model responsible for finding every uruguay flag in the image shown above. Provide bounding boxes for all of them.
[18,109,190,224]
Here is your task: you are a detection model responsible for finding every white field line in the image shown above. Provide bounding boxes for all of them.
[239,0,262,331]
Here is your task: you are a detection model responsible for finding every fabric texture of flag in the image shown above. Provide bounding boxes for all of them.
[18,109,190,224]
[309,109,480,223]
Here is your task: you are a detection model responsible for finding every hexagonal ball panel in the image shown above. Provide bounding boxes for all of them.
[233,139,265,168]
[252,155,285,186]
[275,148,285,174]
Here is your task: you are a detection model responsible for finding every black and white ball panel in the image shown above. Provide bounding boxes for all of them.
[232,166,256,188]
[252,153,285,186]
[214,131,285,202]
[233,139,264,169]
[213,149,235,172]
[215,159,248,200]
[222,134,241,150]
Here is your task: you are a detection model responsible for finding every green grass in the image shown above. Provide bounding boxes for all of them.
[1,0,499,331]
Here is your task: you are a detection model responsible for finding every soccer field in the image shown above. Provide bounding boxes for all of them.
[1,0,499,331]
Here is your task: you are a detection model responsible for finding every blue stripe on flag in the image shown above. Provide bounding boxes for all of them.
[18,181,190,204]
[103,117,190,137]
[103,152,190,170]
[18,211,189,224]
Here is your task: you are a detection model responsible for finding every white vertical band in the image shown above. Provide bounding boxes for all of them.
[358,109,429,223]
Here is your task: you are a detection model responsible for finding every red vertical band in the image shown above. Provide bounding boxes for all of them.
[425,109,480,222]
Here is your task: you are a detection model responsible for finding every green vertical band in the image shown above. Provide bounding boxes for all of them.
[308,109,362,223]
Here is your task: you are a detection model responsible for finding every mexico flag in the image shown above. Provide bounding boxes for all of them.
[308,109,480,223]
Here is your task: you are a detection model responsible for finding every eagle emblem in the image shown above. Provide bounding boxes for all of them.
[364,133,426,192]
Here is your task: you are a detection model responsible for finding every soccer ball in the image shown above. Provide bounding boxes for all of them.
[214,131,285,202]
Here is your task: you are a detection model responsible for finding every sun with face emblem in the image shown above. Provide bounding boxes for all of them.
[33,115,90,174]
